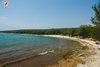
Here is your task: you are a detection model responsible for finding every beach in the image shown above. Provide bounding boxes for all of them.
[43,35,100,67]
[1,35,100,67]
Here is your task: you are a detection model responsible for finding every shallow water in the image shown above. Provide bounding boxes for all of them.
[0,33,81,64]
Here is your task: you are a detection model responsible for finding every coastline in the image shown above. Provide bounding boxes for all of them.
[43,35,100,67]
[0,34,100,67]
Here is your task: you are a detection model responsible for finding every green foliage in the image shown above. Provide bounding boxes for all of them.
[91,3,100,41]
[92,26,100,41]
[67,28,77,36]
[1,29,62,35]
[0,28,79,36]
[79,25,93,38]
[91,3,100,26]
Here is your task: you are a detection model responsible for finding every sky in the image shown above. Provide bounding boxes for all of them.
[0,0,99,30]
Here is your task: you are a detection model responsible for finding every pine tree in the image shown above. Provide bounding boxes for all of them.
[91,3,100,41]
[91,3,100,26]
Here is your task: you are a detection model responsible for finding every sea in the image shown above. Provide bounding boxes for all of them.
[0,33,81,64]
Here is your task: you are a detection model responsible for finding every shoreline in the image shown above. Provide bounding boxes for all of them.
[43,35,100,48]
[0,34,100,67]
[42,35,100,67]
[0,34,81,67]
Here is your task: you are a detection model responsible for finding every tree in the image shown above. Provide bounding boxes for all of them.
[91,3,100,26]
[79,25,92,38]
[91,3,100,41]
[92,26,100,41]
[67,28,76,37]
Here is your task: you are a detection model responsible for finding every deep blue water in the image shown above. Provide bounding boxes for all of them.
[0,33,81,64]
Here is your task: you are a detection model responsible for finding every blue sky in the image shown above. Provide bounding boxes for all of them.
[0,0,99,30]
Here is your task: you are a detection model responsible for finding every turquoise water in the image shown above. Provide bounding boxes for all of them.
[0,33,81,64]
